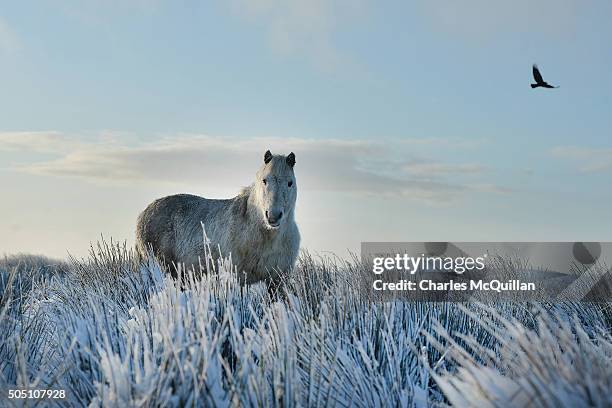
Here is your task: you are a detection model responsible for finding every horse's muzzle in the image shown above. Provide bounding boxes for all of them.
[265,210,283,227]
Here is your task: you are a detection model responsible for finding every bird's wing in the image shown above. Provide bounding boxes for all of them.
[532,64,544,83]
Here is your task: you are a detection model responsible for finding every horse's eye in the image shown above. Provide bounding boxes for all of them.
[263,179,267,185]
[288,181,293,187]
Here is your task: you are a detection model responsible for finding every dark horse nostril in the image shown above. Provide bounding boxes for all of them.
[266,210,282,224]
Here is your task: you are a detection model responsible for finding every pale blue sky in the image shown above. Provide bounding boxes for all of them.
[1,1,611,258]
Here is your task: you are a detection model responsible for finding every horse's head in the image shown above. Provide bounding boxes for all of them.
[254,150,297,229]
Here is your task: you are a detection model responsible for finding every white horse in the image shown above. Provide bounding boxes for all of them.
[136,150,300,294]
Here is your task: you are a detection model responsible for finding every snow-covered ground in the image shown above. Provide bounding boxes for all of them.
[1,244,611,407]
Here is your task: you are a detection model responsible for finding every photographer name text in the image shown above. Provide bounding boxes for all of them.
[373,279,536,292]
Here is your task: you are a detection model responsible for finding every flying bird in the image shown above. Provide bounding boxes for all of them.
[531,64,558,89]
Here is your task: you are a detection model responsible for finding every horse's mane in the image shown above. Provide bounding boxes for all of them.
[233,185,253,219]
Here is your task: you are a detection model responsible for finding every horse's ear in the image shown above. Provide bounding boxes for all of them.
[264,150,273,164]
[286,152,295,168]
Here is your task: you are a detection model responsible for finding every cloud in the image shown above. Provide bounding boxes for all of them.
[402,162,485,177]
[4,132,506,203]
[228,0,365,69]
[0,18,18,54]
[53,0,162,27]
[398,137,487,149]
[417,0,579,40]
[551,146,612,172]
[0,131,72,153]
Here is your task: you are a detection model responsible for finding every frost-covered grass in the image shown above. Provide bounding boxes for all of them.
[1,243,611,407]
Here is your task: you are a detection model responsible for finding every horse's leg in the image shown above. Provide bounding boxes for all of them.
[266,274,287,301]
[267,278,279,300]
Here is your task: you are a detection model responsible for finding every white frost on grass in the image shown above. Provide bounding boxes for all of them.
[0,246,611,407]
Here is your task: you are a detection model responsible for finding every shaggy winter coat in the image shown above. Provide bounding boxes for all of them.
[136,151,300,288]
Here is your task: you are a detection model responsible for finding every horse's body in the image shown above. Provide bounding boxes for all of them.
[135,151,300,290]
